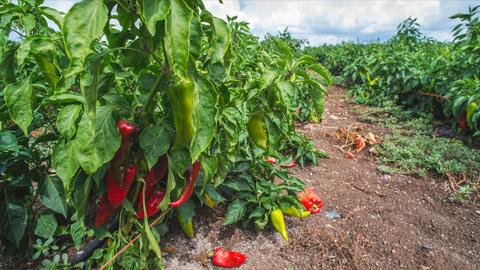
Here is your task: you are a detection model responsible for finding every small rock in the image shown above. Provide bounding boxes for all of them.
[391,249,396,254]
[325,209,341,219]
[422,244,433,251]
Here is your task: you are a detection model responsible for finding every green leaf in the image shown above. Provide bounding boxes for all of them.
[200,153,217,184]
[275,80,295,108]
[139,125,170,169]
[34,214,58,239]
[141,0,170,36]
[223,199,247,225]
[274,38,292,61]
[189,13,202,58]
[0,199,27,247]
[62,0,108,74]
[177,199,195,221]
[40,7,64,28]
[144,213,163,263]
[159,164,176,211]
[80,52,109,121]
[43,92,85,105]
[70,219,86,247]
[39,176,68,217]
[0,131,18,153]
[56,104,81,140]
[4,78,32,136]
[74,106,121,175]
[52,139,79,188]
[164,0,192,78]
[207,15,231,62]
[191,75,219,162]
[309,63,333,85]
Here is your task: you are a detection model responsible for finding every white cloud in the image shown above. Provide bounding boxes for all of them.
[43,0,479,45]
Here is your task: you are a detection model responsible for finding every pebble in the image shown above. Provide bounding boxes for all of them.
[325,209,341,219]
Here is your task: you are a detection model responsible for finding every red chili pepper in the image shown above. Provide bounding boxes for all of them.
[280,160,297,169]
[107,164,137,207]
[136,190,166,219]
[117,119,138,139]
[265,157,277,164]
[138,156,168,208]
[95,195,117,228]
[211,248,247,268]
[298,187,323,214]
[169,160,201,208]
[458,113,467,131]
[146,155,168,188]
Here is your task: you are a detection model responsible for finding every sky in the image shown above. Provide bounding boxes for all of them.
[44,0,479,45]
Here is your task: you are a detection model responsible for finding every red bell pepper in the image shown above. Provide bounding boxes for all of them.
[169,160,201,208]
[107,164,137,207]
[95,195,117,227]
[298,187,323,214]
[211,248,247,268]
[117,119,138,139]
[136,190,166,219]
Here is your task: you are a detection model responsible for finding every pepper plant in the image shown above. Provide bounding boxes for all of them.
[0,0,331,268]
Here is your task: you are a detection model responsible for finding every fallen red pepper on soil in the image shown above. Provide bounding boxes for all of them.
[344,151,354,159]
[354,135,366,152]
[137,189,166,219]
[169,160,201,208]
[280,160,297,169]
[298,187,323,214]
[107,164,137,207]
[95,195,117,228]
[211,248,247,268]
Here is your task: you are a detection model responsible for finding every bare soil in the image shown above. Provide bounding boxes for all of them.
[163,87,480,270]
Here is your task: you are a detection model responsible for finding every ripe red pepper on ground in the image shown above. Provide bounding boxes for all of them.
[298,187,323,214]
[136,190,166,219]
[169,160,201,207]
[95,195,117,227]
[211,248,247,268]
[280,160,297,169]
[108,164,137,207]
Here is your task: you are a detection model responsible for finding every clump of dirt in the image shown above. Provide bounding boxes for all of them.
[162,86,480,270]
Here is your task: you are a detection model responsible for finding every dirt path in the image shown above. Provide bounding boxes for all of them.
[163,87,480,270]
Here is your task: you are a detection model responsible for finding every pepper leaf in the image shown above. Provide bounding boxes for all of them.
[164,0,192,78]
[56,104,81,140]
[0,199,27,248]
[139,125,170,169]
[34,214,58,239]
[223,199,247,225]
[190,75,219,162]
[38,175,68,218]
[52,139,79,188]
[62,0,108,75]
[74,106,121,175]
[141,0,170,36]
[4,78,32,136]
[159,163,176,211]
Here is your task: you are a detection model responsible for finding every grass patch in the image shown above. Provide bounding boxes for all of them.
[356,101,480,205]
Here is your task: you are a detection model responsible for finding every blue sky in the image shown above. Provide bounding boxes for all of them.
[45,0,479,45]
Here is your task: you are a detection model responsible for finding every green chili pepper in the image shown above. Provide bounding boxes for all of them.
[270,208,288,241]
[177,212,194,239]
[282,206,310,218]
[247,112,268,150]
[467,101,478,128]
[166,78,195,150]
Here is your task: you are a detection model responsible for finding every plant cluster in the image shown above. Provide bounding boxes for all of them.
[307,5,480,136]
[0,0,331,268]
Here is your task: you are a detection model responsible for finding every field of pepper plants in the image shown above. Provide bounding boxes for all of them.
[307,6,480,137]
[0,0,332,269]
